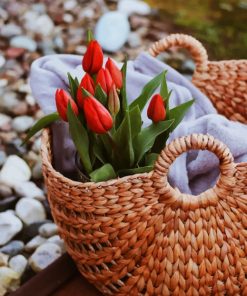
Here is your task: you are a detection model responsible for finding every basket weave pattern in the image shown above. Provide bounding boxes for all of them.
[41,34,247,295]
[149,34,247,124]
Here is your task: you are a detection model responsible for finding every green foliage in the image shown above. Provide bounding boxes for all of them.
[90,164,116,182]
[67,73,79,101]
[95,84,107,105]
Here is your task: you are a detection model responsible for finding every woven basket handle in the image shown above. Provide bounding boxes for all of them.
[153,134,235,209]
[149,34,208,73]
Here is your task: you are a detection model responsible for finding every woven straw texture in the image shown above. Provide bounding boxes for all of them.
[41,34,247,295]
[149,34,247,124]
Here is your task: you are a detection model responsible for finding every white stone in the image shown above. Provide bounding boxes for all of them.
[118,0,151,16]
[0,155,31,187]
[128,32,142,48]
[25,235,46,252]
[63,13,74,23]
[0,79,8,88]
[64,0,77,11]
[18,83,31,94]
[0,113,11,127]
[25,94,36,106]
[0,212,23,246]
[14,181,44,199]
[0,24,22,38]
[0,92,19,112]
[10,36,37,52]
[39,223,58,238]
[0,55,6,69]
[9,255,27,276]
[15,198,46,225]
[12,115,34,133]
[0,267,20,292]
[35,15,55,37]
[47,235,66,253]
[95,12,130,52]
[29,243,62,272]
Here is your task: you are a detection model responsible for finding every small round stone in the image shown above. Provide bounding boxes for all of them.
[14,181,44,199]
[9,255,28,276]
[0,240,24,257]
[24,235,46,253]
[0,184,12,198]
[47,235,66,253]
[0,212,23,246]
[12,116,34,133]
[15,198,46,225]
[38,223,58,238]
[29,243,62,273]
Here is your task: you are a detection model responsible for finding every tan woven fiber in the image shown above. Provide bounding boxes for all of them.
[149,34,247,123]
[41,129,247,295]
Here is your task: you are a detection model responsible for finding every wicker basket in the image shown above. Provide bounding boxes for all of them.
[41,34,247,295]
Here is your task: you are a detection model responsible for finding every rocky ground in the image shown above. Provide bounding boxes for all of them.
[0,0,193,294]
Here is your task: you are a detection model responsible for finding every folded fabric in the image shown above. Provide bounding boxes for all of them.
[30,52,247,195]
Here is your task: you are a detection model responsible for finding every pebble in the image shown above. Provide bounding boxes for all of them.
[9,255,28,276]
[95,12,130,52]
[6,138,27,156]
[0,24,22,38]
[0,267,20,293]
[0,212,23,246]
[0,114,11,130]
[0,184,12,198]
[0,55,6,68]
[6,47,26,59]
[15,198,46,225]
[24,235,46,253]
[182,59,195,72]
[12,101,29,116]
[12,116,34,133]
[29,243,62,273]
[0,155,31,187]
[0,151,7,167]
[32,138,41,153]
[14,181,44,199]
[0,92,20,113]
[25,94,36,106]
[32,161,43,180]
[0,196,18,212]
[128,32,142,48]
[0,240,24,257]
[0,253,9,267]
[64,0,77,11]
[47,235,66,253]
[35,15,55,37]
[117,0,151,16]
[20,220,52,243]
[39,223,58,238]
[10,36,37,52]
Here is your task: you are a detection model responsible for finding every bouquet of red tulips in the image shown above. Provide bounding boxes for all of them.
[24,32,194,182]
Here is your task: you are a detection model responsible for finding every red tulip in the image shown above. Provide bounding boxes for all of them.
[77,73,95,109]
[82,40,103,74]
[105,58,122,89]
[147,94,166,123]
[55,89,79,122]
[108,84,120,116]
[83,96,113,134]
[96,68,113,94]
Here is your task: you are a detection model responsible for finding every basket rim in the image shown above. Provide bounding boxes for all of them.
[41,128,154,189]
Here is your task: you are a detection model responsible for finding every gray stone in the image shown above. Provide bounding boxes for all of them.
[0,253,9,267]
[29,243,62,273]
[47,235,66,253]
[0,212,22,246]
[0,267,20,293]
[118,0,151,16]
[32,161,43,180]
[182,59,195,72]
[0,92,20,113]
[24,13,54,37]
[0,196,18,212]
[95,12,130,52]
[0,24,22,38]
[0,55,6,68]
[20,220,52,243]
[10,36,37,52]
[15,198,46,225]
[0,151,7,167]
[14,181,44,199]
[12,116,34,133]
[25,235,46,253]
[39,223,58,238]
[0,184,12,198]
[0,241,24,257]
[9,255,27,276]
[0,155,31,187]
[128,32,142,48]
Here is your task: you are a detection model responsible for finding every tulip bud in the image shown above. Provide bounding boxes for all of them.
[77,73,95,109]
[83,96,113,134]
[82,40,103,74]
[108,84,120,116]
[96,68,113,95]
[55,89,79,122]
[105,58,123,89]
[147,94,166,123]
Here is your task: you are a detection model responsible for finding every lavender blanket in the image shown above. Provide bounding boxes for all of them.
[30,52,247,195]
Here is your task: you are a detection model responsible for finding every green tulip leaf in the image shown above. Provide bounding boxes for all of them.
[67,103,92,174]
[134,119,174,164]
[145,153,158,166]
[129,71,166,112]
[87,29,94,43]
[68,73,79,101]
[21,112,59,146]
[118,165,153,177]
[160,71,168,99]
[129,105,142,140]
[120,58,127,112]
[93,136,107,164]
[90,163,117,182]
[95,84,107,105]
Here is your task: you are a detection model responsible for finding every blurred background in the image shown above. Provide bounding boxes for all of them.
[0,0,246,294]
